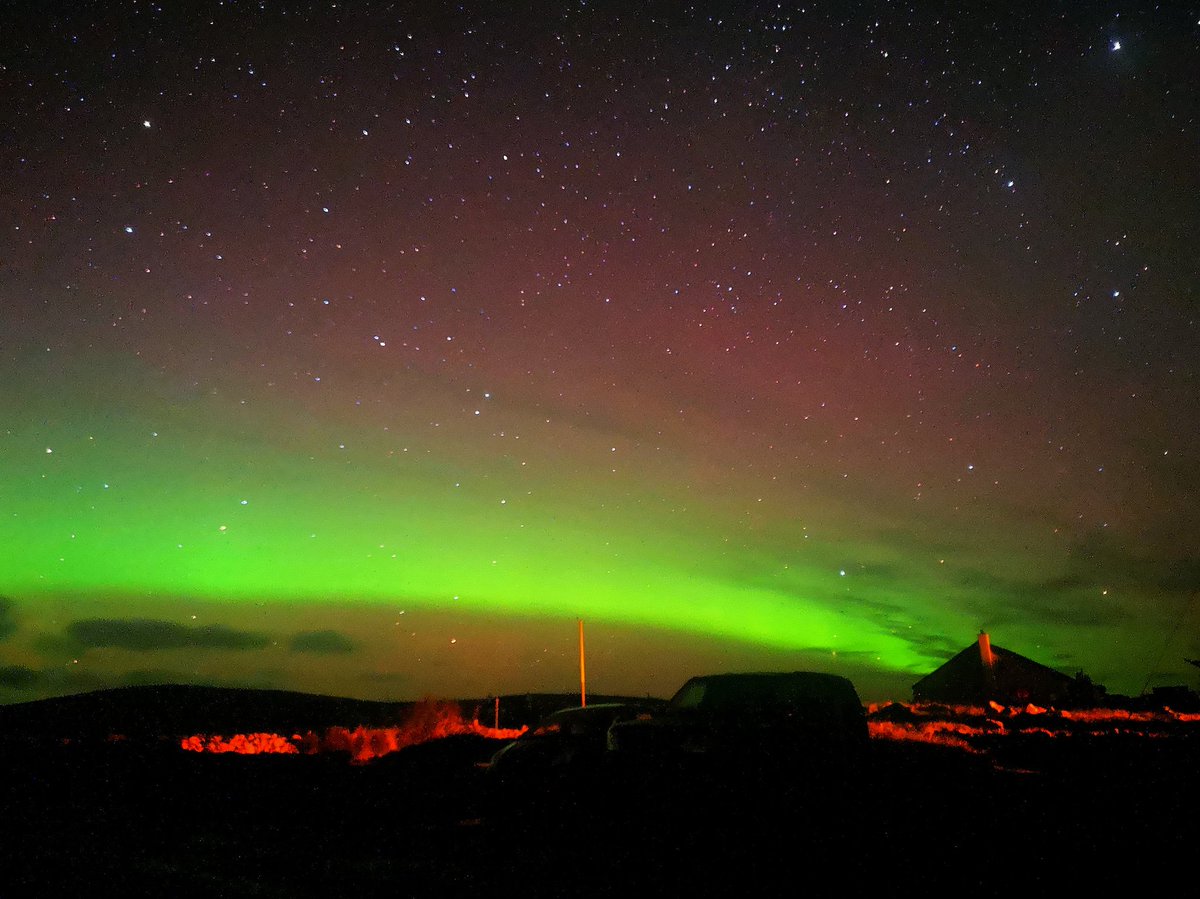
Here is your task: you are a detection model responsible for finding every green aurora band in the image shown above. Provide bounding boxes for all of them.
[2,317,1194,702]
[2,347,956,684]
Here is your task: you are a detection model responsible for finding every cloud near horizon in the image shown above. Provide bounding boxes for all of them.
[0,596,16,643]
[0,664,38,690]
[65,618,270,652]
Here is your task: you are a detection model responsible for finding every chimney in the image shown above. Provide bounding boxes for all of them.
[977,631,995,668]
[978,631,997,694]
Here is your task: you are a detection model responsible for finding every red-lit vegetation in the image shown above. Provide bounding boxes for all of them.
[180,732,300,755]
[868,701,1200,753]
[868,718,983,752]
[177,698,1200,764]
[180,700,525,762]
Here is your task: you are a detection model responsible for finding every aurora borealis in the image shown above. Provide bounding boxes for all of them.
[2,2,1197,704]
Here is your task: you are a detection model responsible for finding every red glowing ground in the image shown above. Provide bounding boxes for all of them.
[180,699,525,762]
[866,701,1200,751]
[180,697,1200,764]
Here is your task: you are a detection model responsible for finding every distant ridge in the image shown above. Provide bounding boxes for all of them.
[0,684,413,739]
[0,685,667,741]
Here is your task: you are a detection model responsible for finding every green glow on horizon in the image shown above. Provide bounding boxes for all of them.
[2,462,932,673]
[8,344,1188,701]
[1,373,939,676]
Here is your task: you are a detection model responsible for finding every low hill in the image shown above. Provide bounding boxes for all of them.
[0,684,412,740]
[0,685,667,742]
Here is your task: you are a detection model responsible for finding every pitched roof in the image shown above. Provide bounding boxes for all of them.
[913,636,1073,704]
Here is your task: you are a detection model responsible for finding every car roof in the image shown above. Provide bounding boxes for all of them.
[530,702,650,729]
[670,672,862,707]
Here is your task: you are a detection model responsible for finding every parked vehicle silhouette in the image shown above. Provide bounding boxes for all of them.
[607,672,868,771]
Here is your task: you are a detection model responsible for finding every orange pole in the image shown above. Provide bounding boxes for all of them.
[494,695,500,730]
[578,618,587,708]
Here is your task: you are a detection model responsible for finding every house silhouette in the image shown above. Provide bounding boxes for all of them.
[913,633,1077,706]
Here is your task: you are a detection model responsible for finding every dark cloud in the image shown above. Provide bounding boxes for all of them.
[1154,558,1200,594]
[898,631,966,661]
[943,520,1199,617]
[290,630,357,654]
[0,596,16,642]
[953,568,1019,594]
[0,665,39,689]
[65,618,269,652]
[948,564,1132,630]
[1067,529,1200,595]
[31,631,78,657]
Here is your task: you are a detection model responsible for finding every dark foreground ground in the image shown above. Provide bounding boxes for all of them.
[3,728,1196,897]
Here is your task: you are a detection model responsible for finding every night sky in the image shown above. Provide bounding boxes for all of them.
[3,1,1198,705]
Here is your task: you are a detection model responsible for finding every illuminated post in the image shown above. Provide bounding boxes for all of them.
[494,695,500,730]
[978,631,997,696]
[579,618,587,708]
